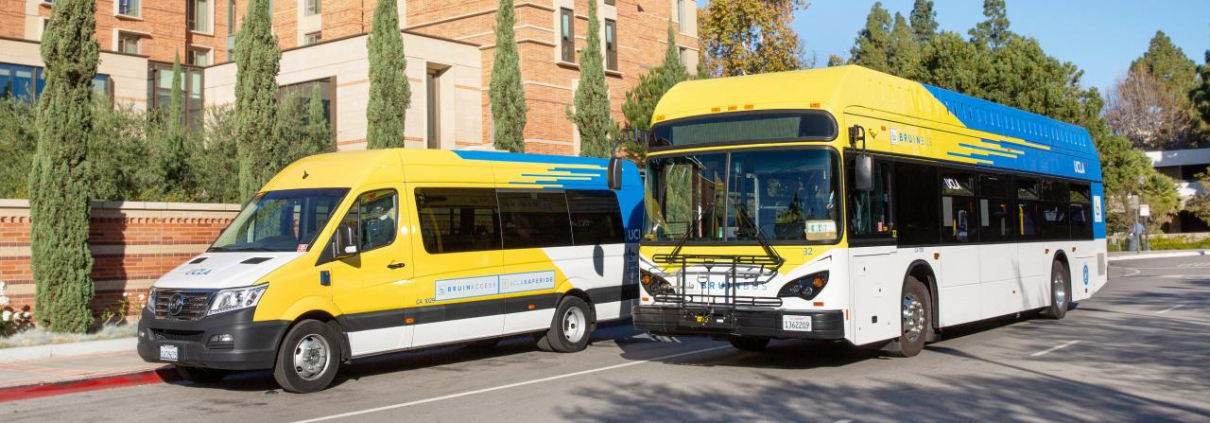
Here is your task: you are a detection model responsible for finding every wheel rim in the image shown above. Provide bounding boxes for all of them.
[562,307,587,343]
[293,334,330,381]
[902,294,926,342]
[1053,271,1067,309]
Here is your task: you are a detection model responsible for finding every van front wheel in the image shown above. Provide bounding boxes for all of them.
[273,319,341,393]
[537,296,592,353]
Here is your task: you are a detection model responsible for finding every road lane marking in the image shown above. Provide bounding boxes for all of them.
[1157,305,1182,314]
[1030,340,1081,357]
[291,345,732,423]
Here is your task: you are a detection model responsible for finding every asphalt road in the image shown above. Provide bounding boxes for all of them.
[3,255,1209,423]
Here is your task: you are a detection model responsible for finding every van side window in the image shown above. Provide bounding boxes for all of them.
[567,190,625,245]
[416,188,502,254]
[499,191,574,249]
[338,189,399,252]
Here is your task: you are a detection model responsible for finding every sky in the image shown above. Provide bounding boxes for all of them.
[696,0,1210,94]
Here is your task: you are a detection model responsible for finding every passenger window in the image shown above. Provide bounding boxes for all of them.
[337,189,399,253]
[499,191,574,249]
[1040,180,1070,240]
[1069,184,1093,240]
[978,174,1014,243]
[848,159,894,240]
[940,169,976,243]
[416,188,502,254]
[893,162,939,246]
[567,190,625,245]
[1017,177,1041,239]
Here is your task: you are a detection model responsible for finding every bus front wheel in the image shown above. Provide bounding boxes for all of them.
[886,276,931,358]
[1044,261,1070,320]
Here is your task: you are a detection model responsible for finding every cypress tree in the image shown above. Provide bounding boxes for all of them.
[622,22,688,134]
[909,0,938,42]
[30,0,98,333]
[160,54,189,197]
[366,0,409,149]
[233,0,281,201]
[566,0,612,158]
[970,0,1011,51]
[275,93,309,161]
[850,2,892,72]
[305,84,333,156]
[887,13,922,80]
[489,0,527,153]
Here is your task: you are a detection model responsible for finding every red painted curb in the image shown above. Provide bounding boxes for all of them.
[0,367,180,404]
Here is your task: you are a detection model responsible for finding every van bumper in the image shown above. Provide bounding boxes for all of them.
[136,307,288,371]
[633,305,846,340]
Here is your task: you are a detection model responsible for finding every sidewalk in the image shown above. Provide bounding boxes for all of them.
[0,350,166,390]
[1107,249,1210,262]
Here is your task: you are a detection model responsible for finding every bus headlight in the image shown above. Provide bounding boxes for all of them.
[640,270,675,296]
[207,285,269,316]
[778,272,829,300]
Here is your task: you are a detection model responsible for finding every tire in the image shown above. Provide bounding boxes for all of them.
[1045,261,1070,320]
[729,337,770,352]
[536,296,592,353]
[273,320,341,393]
[886,276,931,358]
[175,366,228,384]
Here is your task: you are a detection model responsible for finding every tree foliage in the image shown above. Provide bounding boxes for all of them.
[566,0,612,158]
[969,0,1011,51]
[366,0,409,149]
[1106,68,1194,150]
[0,98,36,198]
[30,0,98,333]
[149,55,192,200]
[909,0,938,42]
[489,0,527,153]
[233,0,282,201]
[699,0,809,78]
[849,2,891,73]
[621,22,689,155]
[887,13,921,80]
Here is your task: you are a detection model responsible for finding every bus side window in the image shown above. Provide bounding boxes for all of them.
[1069,183,1093,240]
[1016,177,1041,239]
[849,159,893,239]
[940,168,976,243]
[978,174,1014,243]
[1041,180,1070,240]
[893,162,939,246]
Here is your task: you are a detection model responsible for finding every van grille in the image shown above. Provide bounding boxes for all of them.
[153,289,215,321]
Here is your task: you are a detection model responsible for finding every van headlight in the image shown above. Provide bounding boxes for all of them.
[778,271,829,300]
[208,285,269,316]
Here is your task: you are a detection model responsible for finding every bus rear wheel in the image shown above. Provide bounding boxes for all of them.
[886,276,931,358]
[1044,261,1070,320]
[273,319,341,393]
[536,296,592,353]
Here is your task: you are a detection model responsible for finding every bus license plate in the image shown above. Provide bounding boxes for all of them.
[159,345,179,362]
[782,315,812,332]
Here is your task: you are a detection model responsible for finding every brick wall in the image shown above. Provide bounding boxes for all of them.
[0,200,239,319]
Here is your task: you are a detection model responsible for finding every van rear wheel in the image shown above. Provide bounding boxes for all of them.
[273,319,341,393]
[537,296,592,353]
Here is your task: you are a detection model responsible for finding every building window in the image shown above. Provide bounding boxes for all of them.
[187,47,211,66]
[279,78,334,128]
[304,31,322,45]
[605,19,617,71]
[39,18,49,38]
[188,0,212,33]
[149,63,204,127]
[676,0,685,33]
[560,8,574,63]
[305,0,321,16]
[678,46,689,67]
[1,63,109,102]
[118,32,142,54]
[604,0,614,5]
[118,0,140,18]
[426,68,443,149]
[227,0,236,51]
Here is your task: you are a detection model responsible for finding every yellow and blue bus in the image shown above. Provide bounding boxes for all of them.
[631,65,1107,356]
[138,149,643,392]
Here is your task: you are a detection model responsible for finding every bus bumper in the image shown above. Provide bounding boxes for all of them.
[136,307,288,371]
[633,305,845,340]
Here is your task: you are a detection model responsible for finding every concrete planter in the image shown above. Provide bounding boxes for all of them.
[0,337,136,363]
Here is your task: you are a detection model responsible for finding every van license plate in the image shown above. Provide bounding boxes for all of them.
[159,345,179,362]
[782,315,812,332]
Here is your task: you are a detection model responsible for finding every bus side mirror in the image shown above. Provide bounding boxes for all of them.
[607,157,623,191]
[333,225,359,259]
[854,155,874,192]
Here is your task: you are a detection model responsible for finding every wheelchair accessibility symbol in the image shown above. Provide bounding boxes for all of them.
[1082,264,1089,286]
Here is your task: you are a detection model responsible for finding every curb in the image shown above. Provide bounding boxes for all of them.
[0,367,179,404]
[1108,250,1210,262]
[0,337,137,363]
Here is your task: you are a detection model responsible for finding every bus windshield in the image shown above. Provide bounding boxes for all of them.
[645,149,839,243]
[650,111,836,149]
[210,188,349,253]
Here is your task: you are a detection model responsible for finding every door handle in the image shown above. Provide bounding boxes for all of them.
[388,262,406,269]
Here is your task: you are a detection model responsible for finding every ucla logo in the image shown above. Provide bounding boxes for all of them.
[1074,161,1086,174]
[186,268,212,276]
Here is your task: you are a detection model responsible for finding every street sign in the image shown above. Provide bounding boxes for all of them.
[1140,204,1151,217]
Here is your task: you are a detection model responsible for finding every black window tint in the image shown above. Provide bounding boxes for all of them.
[1017,177,1040,200]
[1070,183,1093,240]
[567,190,625,245]
[940,169,977,243]
[1039,180,1070,240]
[1017,177,1040,240]
[499,191,574,249]
[849,159,894,239]
[416,188,502,254]
[978,174,1014,242]
[894,162,939,246]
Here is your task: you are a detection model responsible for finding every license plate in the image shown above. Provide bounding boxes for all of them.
[782,315,813,332]
[159,345,179,362]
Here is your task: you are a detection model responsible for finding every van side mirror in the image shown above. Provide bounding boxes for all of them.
[333,225,359,259]
[607,157,623,191]
[854,155,874,192]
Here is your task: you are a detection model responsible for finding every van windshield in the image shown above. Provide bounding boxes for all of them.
[210,188,349,253]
